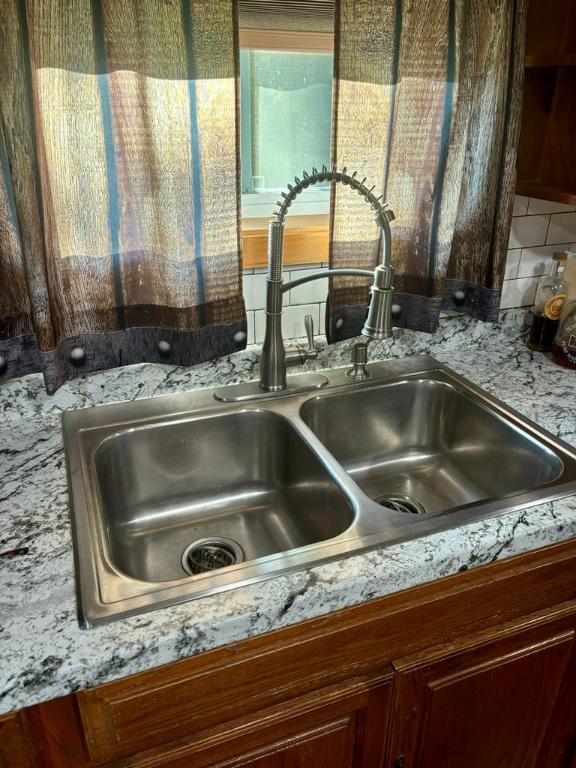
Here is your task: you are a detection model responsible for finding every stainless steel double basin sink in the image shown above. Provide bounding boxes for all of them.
[63,356,576,626]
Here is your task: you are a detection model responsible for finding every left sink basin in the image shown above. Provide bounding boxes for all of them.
[94,410,354,583]
[64,398,358,627]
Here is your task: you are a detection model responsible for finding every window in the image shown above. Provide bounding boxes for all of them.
[240,30,334,220]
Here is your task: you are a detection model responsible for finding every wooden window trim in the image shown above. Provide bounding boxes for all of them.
[242,215,329,269]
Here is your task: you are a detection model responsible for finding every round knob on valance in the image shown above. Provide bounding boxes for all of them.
[0,356,7,375]
[391,303,402,317]
[157,340,171,358]
[233,331,247,345]
[69,347,86,367]
[453,290,466,306]
[335,318,344,330]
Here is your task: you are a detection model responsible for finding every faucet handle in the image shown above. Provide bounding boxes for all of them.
[284,314,319,368]
[304,314,315,353]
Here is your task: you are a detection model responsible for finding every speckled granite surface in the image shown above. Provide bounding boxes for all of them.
[1,309,575,715]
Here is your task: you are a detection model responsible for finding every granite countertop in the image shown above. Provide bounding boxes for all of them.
[1,309,575,715]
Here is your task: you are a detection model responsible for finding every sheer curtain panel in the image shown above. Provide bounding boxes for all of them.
[328,0,527,341]
[0,0,245,392]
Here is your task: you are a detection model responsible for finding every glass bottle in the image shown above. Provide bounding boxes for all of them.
[552,256,576,368]
[552,299,576,369]
[527,252,567,352]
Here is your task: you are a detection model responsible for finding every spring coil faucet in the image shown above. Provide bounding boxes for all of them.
[214,165,395,402]
[261,165,395,392]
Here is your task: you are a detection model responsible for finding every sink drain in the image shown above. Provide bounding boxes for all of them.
[182,537,244,576]
[375,494,427,515]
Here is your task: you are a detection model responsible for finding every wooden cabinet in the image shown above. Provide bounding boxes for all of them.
[384,617,576,768]
[113,679,392,767]
[517,0,576,204]
[3,541,576,768]
[0,711,43,768]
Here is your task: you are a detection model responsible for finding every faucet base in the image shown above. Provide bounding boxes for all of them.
[214,373,329,403]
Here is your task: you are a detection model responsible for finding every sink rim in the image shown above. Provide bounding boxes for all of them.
[63,356,576,627]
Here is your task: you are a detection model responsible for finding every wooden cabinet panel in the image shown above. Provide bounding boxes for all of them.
[517,0,576,204]
[0,711,42,768]
[213,718,355,768]
[136,718,355,768]
[385,618,576,768]
[111,678,391,768]
[78,641,392,764]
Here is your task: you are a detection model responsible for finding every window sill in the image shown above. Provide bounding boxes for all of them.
[242,214,329,269]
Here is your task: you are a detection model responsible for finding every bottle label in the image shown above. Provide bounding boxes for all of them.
[544,293,566,320]
[558,322,576,364]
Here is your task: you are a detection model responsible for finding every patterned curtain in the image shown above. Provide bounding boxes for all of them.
[0,0,245,393]
[328,0,527,341]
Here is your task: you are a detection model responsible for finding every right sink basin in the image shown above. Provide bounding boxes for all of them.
[300,377,565,516]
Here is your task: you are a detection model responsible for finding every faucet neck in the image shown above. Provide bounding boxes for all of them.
[267,167,394,285]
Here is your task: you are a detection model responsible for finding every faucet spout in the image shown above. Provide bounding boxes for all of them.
[260,166,395,393]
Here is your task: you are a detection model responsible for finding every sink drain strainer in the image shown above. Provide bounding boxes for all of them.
[375,494,427,515]
[182,537,244,576]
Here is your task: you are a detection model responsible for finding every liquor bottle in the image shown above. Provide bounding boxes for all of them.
[552,256,576,369]
[552,298,576,369]
[527,252,567,352]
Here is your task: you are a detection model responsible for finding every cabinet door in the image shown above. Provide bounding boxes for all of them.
[385,619,576,768]
[0,711,43,768]
[206,715,356,768]
[120,678,392,768]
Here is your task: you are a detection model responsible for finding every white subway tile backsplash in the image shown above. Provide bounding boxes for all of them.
[289,266,329,305]
[254,303,321,344]
[546,212,576,245]
[500,277,538,309]
[319,301,326,333]
[253,311,265,344]
[242,273,266,310]
[527,198,576,215]
[508,214,550,249]
[246,311,255,345]
[517,243,568,278]
[504,249,521,279]
[243,271,288,310]
[502,198,575,307]
[513,195,529,216]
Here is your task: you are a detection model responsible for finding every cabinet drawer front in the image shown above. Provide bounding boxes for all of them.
[111,704,360,767]
[78,654,392,764]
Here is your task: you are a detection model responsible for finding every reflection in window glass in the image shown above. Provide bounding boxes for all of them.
[240,50,333,193]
